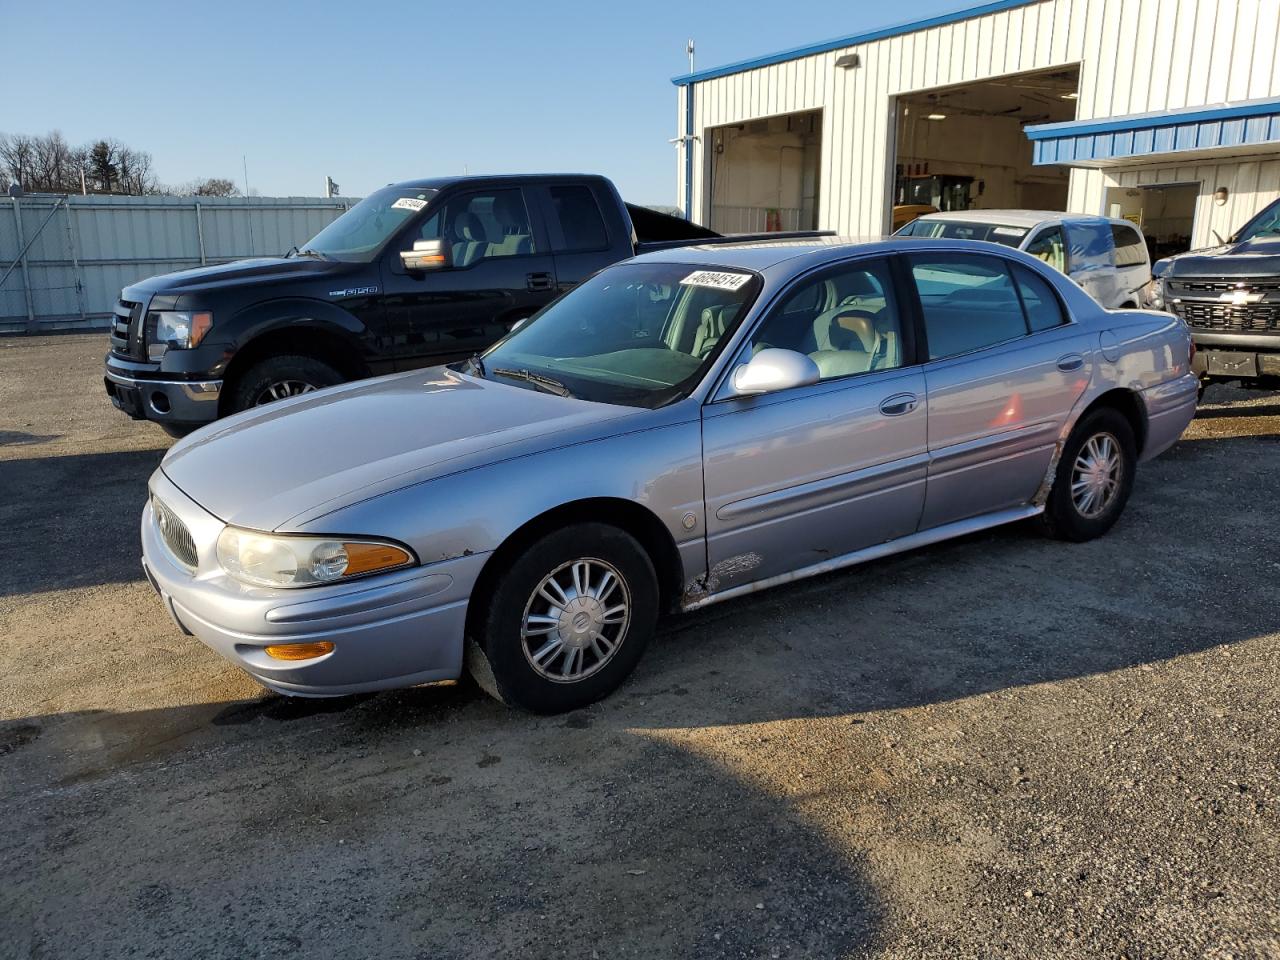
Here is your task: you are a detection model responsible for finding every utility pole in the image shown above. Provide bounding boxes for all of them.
[242,156,251,197]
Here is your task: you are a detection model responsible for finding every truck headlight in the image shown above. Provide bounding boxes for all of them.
[148,311,213,360]
[1142,277,1165,309]
[216,527,415,588]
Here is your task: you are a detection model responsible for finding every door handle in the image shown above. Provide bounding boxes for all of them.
[526,272,555,292]
[1057,353,1085,371]
[879,393,919,417]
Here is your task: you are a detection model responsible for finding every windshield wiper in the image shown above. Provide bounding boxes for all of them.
[294,248,333,260]
[491,367,571,397]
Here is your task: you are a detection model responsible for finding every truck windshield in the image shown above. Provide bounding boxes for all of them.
[296,186,438,262]
[1233,198,1280,242]
[897,219,1029,248]
[476,261,762,408]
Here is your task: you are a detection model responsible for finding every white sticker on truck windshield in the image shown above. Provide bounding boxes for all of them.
[992,226,1025,237]
[392,197,428,212]
[680,270,752,291]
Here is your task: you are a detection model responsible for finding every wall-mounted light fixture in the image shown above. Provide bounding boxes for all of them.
[925,113,947,121]
[835,53,861,69]
[1214,187,1230,206]
[1061,92,1079,100]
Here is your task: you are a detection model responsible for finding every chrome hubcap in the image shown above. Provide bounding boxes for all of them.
[521,559,630,683]
[254,379,318,405]
[1071,432,1122,519]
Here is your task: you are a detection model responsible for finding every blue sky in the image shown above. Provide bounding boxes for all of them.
[2,0,969,203]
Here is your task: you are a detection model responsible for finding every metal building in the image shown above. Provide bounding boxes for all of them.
[674,0,1280,254]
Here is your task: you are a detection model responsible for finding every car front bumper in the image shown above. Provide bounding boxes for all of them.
[105,355,222,426]
[141,470,487,696]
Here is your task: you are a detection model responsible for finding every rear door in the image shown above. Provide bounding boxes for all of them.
[906,251,1094,529]
[531,181,627,295]
[1110,221,1151,306]
[700,256,928,593]
[380,186,556,369]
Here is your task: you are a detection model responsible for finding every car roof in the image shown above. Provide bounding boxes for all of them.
[628,235,1047,273]
[917,209,1127,229]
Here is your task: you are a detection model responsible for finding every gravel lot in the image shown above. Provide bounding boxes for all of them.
[2,333,1278,959]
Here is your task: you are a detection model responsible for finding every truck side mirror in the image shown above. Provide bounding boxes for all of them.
[401,239,450,272]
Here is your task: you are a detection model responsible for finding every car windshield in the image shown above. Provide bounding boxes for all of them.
[897,219,1029,248]
[1233,198,1280,242]
[295,185,438,262]
[475,261,762,408]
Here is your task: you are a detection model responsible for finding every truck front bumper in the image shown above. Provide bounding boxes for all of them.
[104,355,222,426]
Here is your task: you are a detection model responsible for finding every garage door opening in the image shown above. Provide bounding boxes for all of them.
[892,67,1079,230]
[706,110,822,233]
[1105,183,1199,259]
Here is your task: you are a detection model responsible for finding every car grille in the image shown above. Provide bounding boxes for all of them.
[152,497,199,569]
[109,299,144,357]
[1169,278,1280,334]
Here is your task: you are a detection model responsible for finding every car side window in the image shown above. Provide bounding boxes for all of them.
[1025,226,1067,272]
[1013,264,1067,332]
[909,254,1029,361]
[1111,223,1148,267]
[748,259,905,381]
[548,185,609,252]
[414,189,535,267]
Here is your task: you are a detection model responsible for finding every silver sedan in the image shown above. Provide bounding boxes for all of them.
[142,238,1198,712]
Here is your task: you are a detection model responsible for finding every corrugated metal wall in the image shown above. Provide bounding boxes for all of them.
[679,0,1280,234]
[0,194,351,334]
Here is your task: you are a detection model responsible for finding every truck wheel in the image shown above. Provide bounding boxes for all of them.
[466,523,658,713]
[228,355,343,414]
[1040,408,1137,543]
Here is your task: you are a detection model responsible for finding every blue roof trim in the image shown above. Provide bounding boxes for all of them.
[1025,97,1280,167]
[1024,97,1280,140]
[671,0,1043,86]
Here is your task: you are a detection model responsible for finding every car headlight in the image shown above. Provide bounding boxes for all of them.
[1142,277,1165,309]
[148,311,213,360]
[216,527,415,588]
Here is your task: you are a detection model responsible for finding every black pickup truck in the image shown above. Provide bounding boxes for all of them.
[1147,196,1280,393]
[104,173,788,435]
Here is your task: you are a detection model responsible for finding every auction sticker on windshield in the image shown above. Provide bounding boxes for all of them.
[680,270,752,291]
[392,197,428,212]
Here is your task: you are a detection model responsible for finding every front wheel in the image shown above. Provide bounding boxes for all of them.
[227,354,344,414]
[1040,407,1137,542]
[467,523,658,713]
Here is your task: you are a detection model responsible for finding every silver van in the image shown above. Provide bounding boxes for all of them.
[896,210,1151,309]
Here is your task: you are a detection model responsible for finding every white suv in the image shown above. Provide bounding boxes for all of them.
[896,210,1151,310]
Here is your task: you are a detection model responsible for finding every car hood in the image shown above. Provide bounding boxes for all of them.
[160,368,646,531]
[1157,235,1280,278]
[124,255,347,299]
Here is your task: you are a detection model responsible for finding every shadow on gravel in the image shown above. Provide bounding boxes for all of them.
[1194,402,1280,420]
[0,447,165,597]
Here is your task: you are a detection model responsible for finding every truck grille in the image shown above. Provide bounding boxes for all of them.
[109,299,144,357]
[152,496,199,569]
[1169,278,1280,334]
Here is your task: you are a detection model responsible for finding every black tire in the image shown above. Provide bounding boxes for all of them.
[466,523,658,713]
[1040,407,1137,543]
[159,423,197,440]
[227,354,344,414]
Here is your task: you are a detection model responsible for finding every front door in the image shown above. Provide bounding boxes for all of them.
[380,187,557,369]
[905,251,1094,529]
[701,257,929,593]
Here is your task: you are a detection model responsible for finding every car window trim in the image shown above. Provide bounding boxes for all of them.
[706,252,919,405]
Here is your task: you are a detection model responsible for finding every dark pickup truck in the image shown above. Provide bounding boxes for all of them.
[104,173,793,435]
[1147,196,1280,392]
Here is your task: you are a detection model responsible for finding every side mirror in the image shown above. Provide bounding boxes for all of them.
[729,348,820,397]
[400,238,449,272]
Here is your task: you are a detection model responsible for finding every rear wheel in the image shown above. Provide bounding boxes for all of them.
[1040,407,1137,542]
[227,354,344,414]
[467,523,658,713]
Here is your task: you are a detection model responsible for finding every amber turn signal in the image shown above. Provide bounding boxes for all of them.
[264,641,336,661]
[342,542,413,576]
